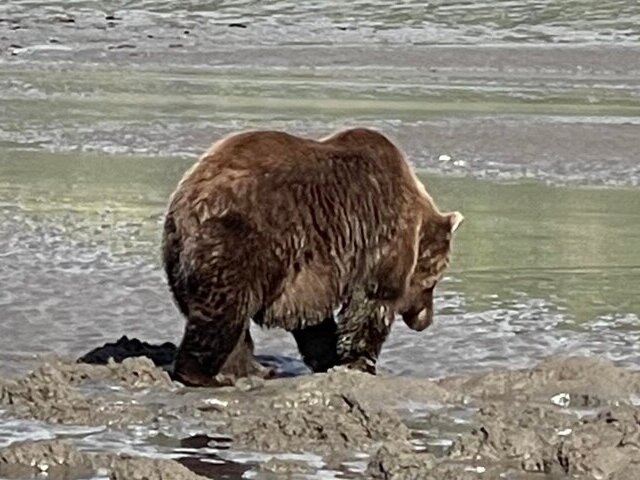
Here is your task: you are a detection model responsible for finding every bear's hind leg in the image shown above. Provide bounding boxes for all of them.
[291,315,340,373]
[169,213,276,387]
[172,299,247,387]
[216,326,275,384]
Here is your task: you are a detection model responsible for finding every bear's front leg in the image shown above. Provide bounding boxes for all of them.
[335,288,394,374]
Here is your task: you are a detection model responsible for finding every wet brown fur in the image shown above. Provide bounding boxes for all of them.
[162,127,461,386]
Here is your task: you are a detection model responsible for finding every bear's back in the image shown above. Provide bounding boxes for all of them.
[171,128,430,231]
[195,128,406,175]
[180,128,433,222]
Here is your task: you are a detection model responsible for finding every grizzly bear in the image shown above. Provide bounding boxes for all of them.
[162,127,463,386]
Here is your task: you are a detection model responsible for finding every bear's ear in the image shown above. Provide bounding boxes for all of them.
[447,211,464,233]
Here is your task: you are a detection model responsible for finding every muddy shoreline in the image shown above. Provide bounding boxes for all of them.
[1,341,639,479]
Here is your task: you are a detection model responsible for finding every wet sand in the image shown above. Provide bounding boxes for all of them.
[1,345,640,479]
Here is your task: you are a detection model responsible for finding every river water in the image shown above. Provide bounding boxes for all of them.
[0,0,639,478]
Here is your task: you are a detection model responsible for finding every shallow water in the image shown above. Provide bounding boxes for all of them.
[2,1,640,189]
[3,0,640,46]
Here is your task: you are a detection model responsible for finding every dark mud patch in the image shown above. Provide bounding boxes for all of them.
[78,335,178,368]
[1,342,640,479]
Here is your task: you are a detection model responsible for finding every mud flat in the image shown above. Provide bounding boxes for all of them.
[0,343,639,479]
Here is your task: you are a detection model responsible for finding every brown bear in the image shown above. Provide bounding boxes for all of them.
[162,127,463,386]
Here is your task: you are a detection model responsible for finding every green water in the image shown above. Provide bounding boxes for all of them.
[427,176,640,325]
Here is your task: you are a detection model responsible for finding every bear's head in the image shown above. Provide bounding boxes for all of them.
[398,211,464,331]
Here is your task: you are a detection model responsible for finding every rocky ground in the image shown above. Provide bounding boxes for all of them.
[0,340,639,479]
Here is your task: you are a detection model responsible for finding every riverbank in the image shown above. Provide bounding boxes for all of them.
[1,351,639,479]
